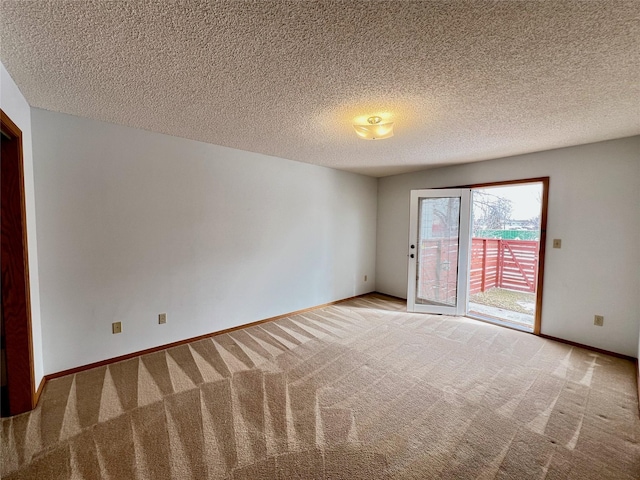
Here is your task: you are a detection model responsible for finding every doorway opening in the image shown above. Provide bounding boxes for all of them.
[467,182,545,332]
[407,178,548,335]
[1,110,36,416]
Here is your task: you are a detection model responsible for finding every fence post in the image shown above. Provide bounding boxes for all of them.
[497,239,503,288]
[481,239,487,292]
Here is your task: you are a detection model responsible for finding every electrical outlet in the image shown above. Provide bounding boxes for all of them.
[364,275,368,282]
[553,239,562,249]
[594,315,604,327]
[158,313,167,324]
[112,321,122,334]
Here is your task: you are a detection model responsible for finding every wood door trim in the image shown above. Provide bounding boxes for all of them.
[1,109,36,414]
[534,178,549,335]
[637,360,640,416]
[34,375,46,405]
[449,177,551,190]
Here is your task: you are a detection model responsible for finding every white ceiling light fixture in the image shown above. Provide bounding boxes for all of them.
[353,116,394,140]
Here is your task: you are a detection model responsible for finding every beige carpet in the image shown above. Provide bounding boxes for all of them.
[2,294,639,479]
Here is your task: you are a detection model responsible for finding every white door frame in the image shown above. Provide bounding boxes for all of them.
[407,188,471,315]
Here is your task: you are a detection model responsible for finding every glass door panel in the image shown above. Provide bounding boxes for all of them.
[416,196,460,306]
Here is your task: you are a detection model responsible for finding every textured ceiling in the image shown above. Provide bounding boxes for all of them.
[1,1,638,177]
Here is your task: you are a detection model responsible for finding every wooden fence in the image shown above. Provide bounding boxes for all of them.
[417,238,539,303]
[417,239,459,305]
[469,238,539,294]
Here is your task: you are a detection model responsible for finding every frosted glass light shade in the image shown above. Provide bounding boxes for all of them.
[353,117,394,140]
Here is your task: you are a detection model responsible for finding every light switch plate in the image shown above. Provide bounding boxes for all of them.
[553,239,562,249]
[159,313,167,324]
[112,322,122,334]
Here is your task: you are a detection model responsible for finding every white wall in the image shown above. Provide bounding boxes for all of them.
[0,63,44,387]
[32,109,377,374]
[377,137,640,357]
